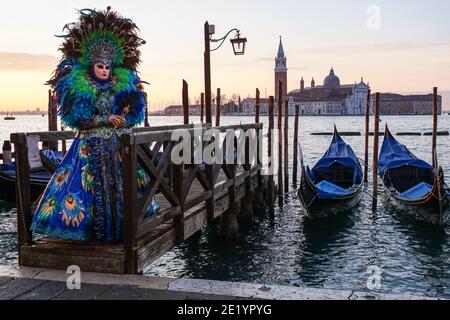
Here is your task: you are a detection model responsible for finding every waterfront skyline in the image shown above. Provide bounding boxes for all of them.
[1,0,450,111]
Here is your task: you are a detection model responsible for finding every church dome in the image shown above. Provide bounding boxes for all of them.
[324,68,341,88]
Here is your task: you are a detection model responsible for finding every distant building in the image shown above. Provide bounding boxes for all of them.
[164,100,246,116]
[275,37,288,102]
[288,68,369,116]
[270,38,369,116]
[373,93,442,115]
[241,98,270,115]
[164,104,203,116]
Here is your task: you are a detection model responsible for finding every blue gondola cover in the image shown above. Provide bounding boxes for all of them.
[312,133,363,185]
[306,130,363,199]
[379,128,433,176]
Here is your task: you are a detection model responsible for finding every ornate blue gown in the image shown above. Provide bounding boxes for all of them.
[31,79,159,243]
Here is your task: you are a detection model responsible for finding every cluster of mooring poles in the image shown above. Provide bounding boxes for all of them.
[179,80,272,236]
[185,79,306,216]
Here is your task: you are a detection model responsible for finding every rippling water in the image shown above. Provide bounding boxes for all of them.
[1,115,449,298]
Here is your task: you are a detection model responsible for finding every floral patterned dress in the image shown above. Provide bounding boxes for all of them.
[31,85,159,243]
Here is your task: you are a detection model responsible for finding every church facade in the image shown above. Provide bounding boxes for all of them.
[275,38,370,116]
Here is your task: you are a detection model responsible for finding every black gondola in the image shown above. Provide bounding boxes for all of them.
[379,126,449,225]
[0,168,52,203]
[298,126,364,218]
[0,150,63,203]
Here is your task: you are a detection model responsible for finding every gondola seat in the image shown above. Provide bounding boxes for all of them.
[315,180,354,199]
[399,182,433,200]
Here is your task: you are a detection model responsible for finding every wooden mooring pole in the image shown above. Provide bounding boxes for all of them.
[432,87,438,168]
[364,89,371,183]
[268,96,275,212]
[372,92,380,211]
[216,88,221,127]
[182,80,189,125]
[255,88,264,204]
[46,90,58,151]
[284,100,289,193]
[200,93,205,123]
[255,88,260,124]
[144,92,150,127]
[293,104,300,186]
[277,81,283,205]
[61,126,67,156]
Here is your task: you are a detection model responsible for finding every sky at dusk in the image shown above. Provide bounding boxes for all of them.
[1,0,450,111]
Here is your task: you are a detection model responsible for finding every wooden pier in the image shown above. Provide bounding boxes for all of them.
[11,122,266,274]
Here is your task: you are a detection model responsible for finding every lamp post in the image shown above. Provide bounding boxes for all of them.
[204,21,247,125]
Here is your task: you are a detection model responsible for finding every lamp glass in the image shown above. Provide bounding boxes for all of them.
[230,37,247,55]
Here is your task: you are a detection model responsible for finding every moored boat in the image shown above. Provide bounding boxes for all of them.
[378,126,449,225]
[0,150,63,203]
[298,126,364,218]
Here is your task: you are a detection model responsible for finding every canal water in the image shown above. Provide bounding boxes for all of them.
[1,115,449,298]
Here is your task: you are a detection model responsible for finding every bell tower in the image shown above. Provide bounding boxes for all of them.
[275,36,288,101]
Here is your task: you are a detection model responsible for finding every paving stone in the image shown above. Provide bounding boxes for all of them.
[53,283,111,300]
[0,278,47,300]
[169,279,352,300]
[96,285,240,301]
[15,281,68,300]
[0,277,12,286]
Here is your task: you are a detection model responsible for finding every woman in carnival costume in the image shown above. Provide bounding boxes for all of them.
[32,7,159,243]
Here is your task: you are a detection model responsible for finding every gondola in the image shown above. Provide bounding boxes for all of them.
[298,126,364,218]
[378,126,449,225]
[0,150,63,203]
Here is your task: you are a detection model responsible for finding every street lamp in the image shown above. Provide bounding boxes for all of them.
[204,21,247,124]
[230,32,247,56]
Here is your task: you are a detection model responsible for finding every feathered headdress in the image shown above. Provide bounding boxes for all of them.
[48,7,148,129]
[49,6,146,86]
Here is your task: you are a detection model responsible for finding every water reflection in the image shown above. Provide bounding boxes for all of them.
[295,208,356,287]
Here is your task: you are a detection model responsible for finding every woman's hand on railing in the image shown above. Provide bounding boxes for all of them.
[108,115,126,128]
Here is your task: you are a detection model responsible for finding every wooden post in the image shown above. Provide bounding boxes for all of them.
[182,80,189,125]
[432,87,438,168]
[372,93,380,211]
[2,140,12,164]
[364,89,371,183]
[255,88,260,124]
[216,88,221,127]
[11,133,33,266]
[61,126,67,156]
[277,81,283,204]
[201,93,205,123]
[293,104,300,186]
[204,21,212,125]
[173,162,185,244]
[284,100,289,193]
[47,90,58,151]
[268,96,275,212]
[255,88,263,188]
[144,92,150,127]
[122,134,138,274]
[205,123,215,222]
[241,133,255,222]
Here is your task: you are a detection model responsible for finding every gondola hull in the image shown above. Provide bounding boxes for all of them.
[0,169,51,203]
[378,126,449,226]
[382,174,450,225]
[299,166,363,218]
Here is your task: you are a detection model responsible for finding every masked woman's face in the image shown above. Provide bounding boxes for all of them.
[93,62,111,80]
